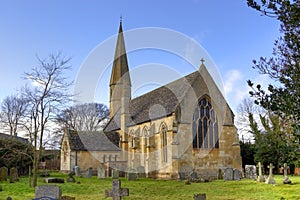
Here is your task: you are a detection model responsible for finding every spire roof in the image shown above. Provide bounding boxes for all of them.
[110,20,131,86]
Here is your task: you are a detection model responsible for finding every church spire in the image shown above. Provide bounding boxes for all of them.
[109,20,131,118]
[110,18,131,86]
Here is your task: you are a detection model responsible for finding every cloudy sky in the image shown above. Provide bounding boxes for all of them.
[0,0,280,113]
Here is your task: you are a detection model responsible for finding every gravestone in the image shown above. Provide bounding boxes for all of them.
[74,166,80,176]
[66,172,76,183]
[256,162,265,182]
[86,168,92,178]
[265,163,276,184]
[112,169,119,179]
[233,169,241,180]
[217,169,223,179]
[105,179,129,200]
[194,193,206,200]
[282,163,291,184]
[190,169,198,181]
[34,185,62,199]
[0,167,8,182]
[9,167,19,183]
[245,165,257,180]
[127,172,137,181]
[223,168,233,180]
[44,178,64,183]
[97,165,106,179]
[137,166,146,178]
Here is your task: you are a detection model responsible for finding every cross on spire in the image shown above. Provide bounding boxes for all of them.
[120,15,122,23]
[200,58,205,65]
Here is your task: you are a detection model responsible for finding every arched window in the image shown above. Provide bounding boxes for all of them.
[192,97,219,149]
[161,125,168,162]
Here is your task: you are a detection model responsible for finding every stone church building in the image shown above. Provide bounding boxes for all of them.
[103,21,242,179]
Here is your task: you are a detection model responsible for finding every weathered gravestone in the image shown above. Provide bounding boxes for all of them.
[127,172,137,181]
[74,166,80,176]
[245,165,257,180]
[282,163,292,184]
[0,167,8,182]
[256,162,265,182]
[86,168,92,178]
[66,172,76,183]
[43,178,64,183]
[223,168,233,180]
[34,185,62,199]
[105,179,129,200]
[137,166,146,178]
[233,169,241,180]
[190,169,198,181]
[265,163,276,184]
[194,193,206,200]
[9,167,19,183]
[97,165,106,179]
[112,169,119,179]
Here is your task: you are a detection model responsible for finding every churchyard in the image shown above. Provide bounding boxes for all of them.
[0,171,299,200]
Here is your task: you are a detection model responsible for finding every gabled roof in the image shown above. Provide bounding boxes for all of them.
[66,130,121,151]
[104,70,200,132]
[0,132,29,143]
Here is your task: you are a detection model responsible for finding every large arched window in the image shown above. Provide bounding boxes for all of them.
[192,97,219,149]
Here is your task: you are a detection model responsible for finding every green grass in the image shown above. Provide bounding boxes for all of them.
[0,173,299,200]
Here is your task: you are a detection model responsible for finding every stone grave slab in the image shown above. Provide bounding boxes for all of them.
[43,178,64,183]
[86,168,92,178]
[9,167,19,183]
[245,165,257,180]
[233,169,241,180]
[194,193,206,200]
[0,167,8,182]
[137,166,146,178]
[112,169,119,179]
[223,168,233,181]
[97,165,105,179]
[34,185,62,199]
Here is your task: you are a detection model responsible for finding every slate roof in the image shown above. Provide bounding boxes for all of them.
[104,70,200,132]
[66,130,121,151]
[0,132,29,143]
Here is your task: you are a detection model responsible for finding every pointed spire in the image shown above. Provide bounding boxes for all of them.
[110,18,131,86]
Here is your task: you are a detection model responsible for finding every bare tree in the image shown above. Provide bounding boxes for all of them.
[0,94,28,136]
[23,53,72,187]
[56,103,109,131]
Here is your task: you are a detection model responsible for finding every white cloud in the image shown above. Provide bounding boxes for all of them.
[223,69,243,96]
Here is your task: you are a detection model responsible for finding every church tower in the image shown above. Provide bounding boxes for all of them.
[109,19,131,129]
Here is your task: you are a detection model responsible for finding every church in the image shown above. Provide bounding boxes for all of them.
[103,21,242,179]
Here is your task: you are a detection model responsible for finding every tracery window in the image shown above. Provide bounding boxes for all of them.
[192,97,219,149]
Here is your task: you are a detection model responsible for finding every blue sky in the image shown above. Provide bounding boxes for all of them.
[0,0,280,113]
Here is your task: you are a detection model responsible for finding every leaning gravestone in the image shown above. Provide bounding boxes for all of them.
[34,185,62,199]
[9,167,19,183]
[97,165,106,179]
[66,172,76,183]
[233,169,241,180]
[137,166,146,178]
[265,163,276,185]
[112,169,119,179]
[86,168,92,178]
[245,165,257,180]
[0,167,8,182]
[223,168,233,180]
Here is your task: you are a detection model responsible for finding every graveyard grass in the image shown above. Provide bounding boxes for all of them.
[0,172,299,200]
